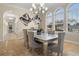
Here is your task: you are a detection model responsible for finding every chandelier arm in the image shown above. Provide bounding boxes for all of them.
[30,3,48,15]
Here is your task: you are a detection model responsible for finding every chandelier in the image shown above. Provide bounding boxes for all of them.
[30,3,48,14]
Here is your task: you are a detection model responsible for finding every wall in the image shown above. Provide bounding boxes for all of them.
[0,12,3,41]
[65,32,79,45]
[0,4,32,40]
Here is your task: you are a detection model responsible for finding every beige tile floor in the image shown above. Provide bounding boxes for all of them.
[0,33,79,56]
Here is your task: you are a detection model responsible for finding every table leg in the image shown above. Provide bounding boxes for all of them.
[43,42,48,56]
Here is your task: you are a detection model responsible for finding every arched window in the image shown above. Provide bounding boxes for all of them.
[46,12,53,25]
[45,12,53,33]
[68,3,79,33]
[55,8,64,31]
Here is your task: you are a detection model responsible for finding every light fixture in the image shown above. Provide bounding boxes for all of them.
[40,3,44,7]
[45,7,48,11]
[32,3,36,9]
[30,8,33,11]
[39,7,41,11]
[30,3,48,14]
[35,11,38,14]
[42,10,45,14]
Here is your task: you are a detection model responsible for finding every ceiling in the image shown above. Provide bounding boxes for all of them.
[2,3,69,10]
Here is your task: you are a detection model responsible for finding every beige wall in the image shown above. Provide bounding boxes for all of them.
[65,32,79,44]
[0,4,31,40]
[0,12,3,41]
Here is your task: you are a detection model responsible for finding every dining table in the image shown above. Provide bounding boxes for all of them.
[27,29,58,55]
[34,32,58,55]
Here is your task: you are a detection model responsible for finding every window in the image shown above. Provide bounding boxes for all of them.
[45,12,53,33]
[46,12,53,25]
[55,8,64,31]
[68,3,79,33]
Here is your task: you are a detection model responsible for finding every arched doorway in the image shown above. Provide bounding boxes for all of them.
[3,10,16,39]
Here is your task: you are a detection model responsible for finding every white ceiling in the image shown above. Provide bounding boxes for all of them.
[2,3,69,10]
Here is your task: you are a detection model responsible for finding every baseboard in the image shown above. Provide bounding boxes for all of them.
[65,40,79,45]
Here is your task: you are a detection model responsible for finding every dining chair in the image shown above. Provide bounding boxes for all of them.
[48,32,65,56]
[23,29,29,49]
[27,31,43,55]
[48,30,55,34]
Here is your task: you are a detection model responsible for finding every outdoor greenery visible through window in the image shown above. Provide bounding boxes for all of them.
[68,3,79,33]
[55,8,64,31]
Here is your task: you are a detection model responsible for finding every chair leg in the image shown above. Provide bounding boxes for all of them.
[61,51,63,56]
[32,48,34,55]
[57,51,63,56]
[52,52,56,56]
[57,52,60,56]
[24,43,26,47]
[29,48,35,55]
[48,50,53,56]
[27,43,29,49]
[31,48,38,56]
[24,43,29,49]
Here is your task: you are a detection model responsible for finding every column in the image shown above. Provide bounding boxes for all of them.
[52,12,55,31]
[64,7,68,32]
[39,13,46,32]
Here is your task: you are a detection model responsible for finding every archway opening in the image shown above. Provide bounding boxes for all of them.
[3,10,16,38]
